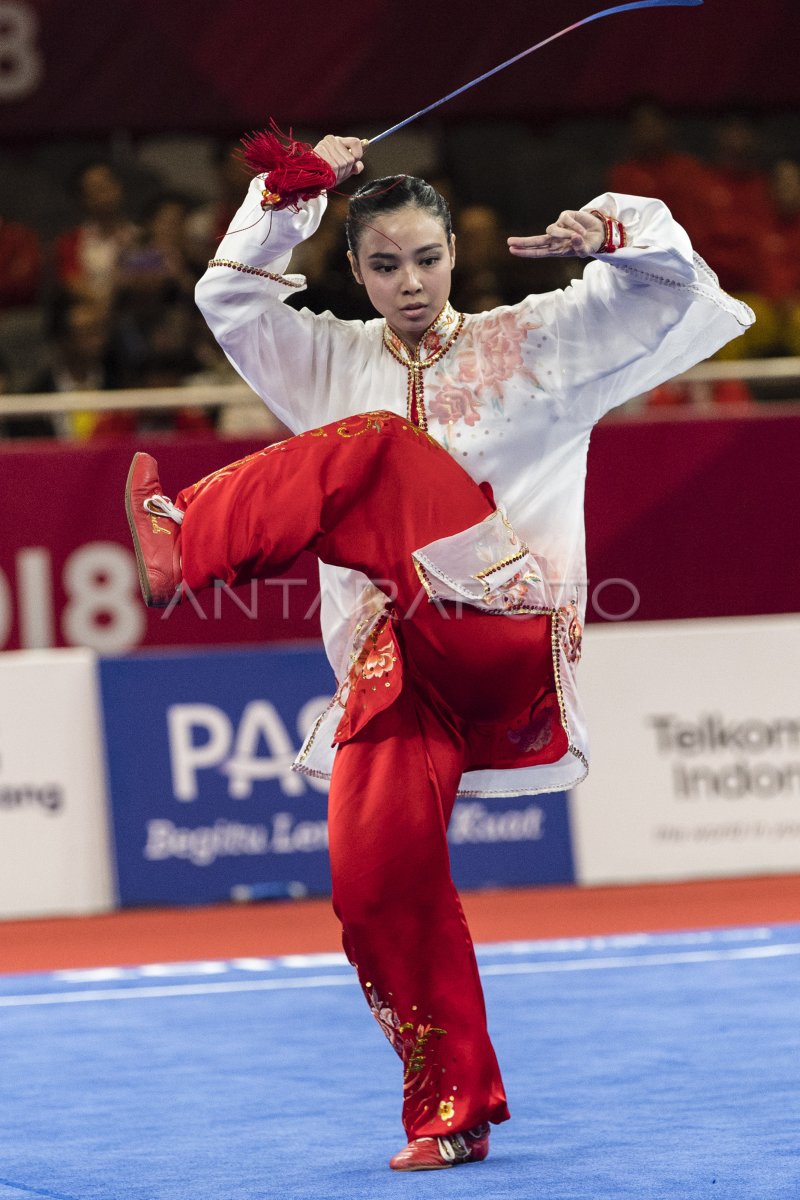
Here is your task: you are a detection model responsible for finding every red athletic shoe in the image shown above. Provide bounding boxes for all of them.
[389,1123,490,1171]
[124,452,184,608]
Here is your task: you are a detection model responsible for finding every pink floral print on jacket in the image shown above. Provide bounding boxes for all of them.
[427,308,540,434]
[427,382,484,427]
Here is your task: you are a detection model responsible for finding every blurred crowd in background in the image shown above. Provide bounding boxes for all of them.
[0,103,798,439]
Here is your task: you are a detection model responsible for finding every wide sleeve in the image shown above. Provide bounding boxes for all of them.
[194,176,368,433]
[529,192,756,427]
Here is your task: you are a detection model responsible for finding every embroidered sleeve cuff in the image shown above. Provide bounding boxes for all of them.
[412,506,553,614]
[206,258,305,289]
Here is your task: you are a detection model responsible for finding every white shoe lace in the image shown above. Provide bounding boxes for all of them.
[144,494,184,525]
[439,1133,470,1163]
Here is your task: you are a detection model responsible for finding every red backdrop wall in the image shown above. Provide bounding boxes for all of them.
[0,0,796,138]
[1,406,798,656]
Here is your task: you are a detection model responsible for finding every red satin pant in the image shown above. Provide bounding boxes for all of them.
[176,412,554,1137]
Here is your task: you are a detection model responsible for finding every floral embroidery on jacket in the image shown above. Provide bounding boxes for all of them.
[485,568,541,611]
[558,602,583,665]
[361,638,397,680]
[425,308,541,442]
[383,302,461,366]
[421,328,443,356]
[428,382,484,427]
[476,309,540,401]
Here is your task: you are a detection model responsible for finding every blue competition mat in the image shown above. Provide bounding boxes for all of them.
[0,925,798,1199]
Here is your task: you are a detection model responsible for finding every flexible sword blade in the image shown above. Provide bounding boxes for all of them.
[366,0,703,146]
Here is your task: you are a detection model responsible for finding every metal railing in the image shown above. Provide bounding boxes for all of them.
[0,358,798,420]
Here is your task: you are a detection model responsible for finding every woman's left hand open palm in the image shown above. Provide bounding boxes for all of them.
[507,209,605,259]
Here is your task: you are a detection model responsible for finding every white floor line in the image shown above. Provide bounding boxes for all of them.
[44,926,790,987]
[0,973,358,1007]
[480,941,800,975]
[1,942,800,1007]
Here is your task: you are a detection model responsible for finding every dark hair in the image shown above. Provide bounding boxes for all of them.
[345,175,452,255]
[67,158,122,199]
[140,189,193,225]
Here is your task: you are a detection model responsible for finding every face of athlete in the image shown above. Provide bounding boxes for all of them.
[348,204,456,347]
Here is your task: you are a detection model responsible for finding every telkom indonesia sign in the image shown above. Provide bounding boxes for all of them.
[99,647,335,905]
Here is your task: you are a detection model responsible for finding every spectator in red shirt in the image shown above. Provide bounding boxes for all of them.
[55,161,138,308]
[0,215,42,309]
[689,117,780,360]
[612,107,763,388]
[762,161,800,300]
[609,103,708,242]
[691,116,773,296]
[759,159,800,357]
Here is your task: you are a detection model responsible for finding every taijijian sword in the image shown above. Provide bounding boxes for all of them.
[364,0,704,146]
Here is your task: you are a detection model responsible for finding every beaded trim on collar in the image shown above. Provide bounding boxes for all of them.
[382,301,463,365]
[382,302,465,430]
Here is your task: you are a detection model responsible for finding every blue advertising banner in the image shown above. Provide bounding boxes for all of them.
[99,646,574,907]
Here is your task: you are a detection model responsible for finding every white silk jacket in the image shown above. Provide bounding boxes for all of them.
[195,179,754,796]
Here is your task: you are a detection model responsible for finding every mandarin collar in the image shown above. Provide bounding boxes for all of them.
[383,301,462,365]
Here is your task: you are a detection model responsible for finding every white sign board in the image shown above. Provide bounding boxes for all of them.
[0,648,114,918]
[571,616,800,885]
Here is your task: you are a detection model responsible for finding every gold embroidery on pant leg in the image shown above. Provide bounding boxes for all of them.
[401,1023,448,1081]
[336,412,398,439]
[182,445,279,501]
[366,986,448,1078]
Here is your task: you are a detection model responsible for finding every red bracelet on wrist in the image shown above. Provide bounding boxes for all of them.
[589,209,627,254]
